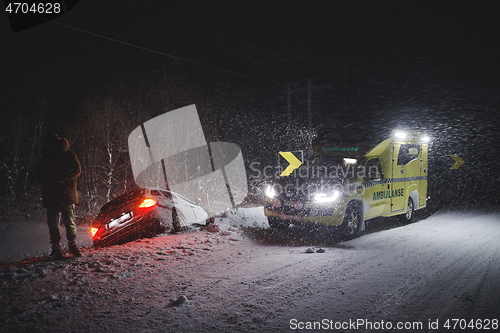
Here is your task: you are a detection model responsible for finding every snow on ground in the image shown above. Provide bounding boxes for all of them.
[0,207,268,263]
[213,206,269,231]
[1,207,500,332]
[0,211,94,263]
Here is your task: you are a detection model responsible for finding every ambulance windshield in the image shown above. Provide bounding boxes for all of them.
[301,156,360,180]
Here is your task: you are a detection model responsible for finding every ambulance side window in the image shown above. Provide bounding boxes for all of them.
[366,158,383,180]
[398,144,420,165]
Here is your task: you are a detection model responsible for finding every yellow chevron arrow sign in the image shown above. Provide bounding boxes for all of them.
[449,154,464,170]
[279,152,303,176]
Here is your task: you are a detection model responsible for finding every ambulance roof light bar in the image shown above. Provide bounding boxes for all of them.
[421,135,431,142]
[394,131,407,139]
[393,130,430,143]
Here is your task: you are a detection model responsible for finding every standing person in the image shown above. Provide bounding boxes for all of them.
[32,133,82,258]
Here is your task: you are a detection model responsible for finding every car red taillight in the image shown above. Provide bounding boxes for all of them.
[90,227,99,237]
[138,198,157,208]
[91,226,107,239]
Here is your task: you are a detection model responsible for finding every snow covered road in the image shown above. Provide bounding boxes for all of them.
[0,212,93,262]
[1,208,500,332]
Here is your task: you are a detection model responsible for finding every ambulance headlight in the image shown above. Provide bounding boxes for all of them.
[314,191,340,203]
[343,158,357,165]
[265,185,276,198]
[394,131,407,139]
[421,135,430,142]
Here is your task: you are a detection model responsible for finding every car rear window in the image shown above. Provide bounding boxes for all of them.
[99,188,145,214]
[149,189,162,197]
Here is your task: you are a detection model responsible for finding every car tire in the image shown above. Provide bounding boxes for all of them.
[267,217,289,230]
[399,197,414,223]
[172,208,187,232]
[341,202,362,239]
[157,218,172,234]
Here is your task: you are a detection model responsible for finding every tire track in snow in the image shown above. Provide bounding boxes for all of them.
[359,211,500,325]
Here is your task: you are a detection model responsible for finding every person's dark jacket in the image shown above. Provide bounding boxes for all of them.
[32,139,82,207]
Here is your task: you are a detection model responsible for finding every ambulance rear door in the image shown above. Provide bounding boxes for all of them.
[418,143,428,208]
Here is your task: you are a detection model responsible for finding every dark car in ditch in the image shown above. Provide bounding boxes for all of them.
[90,187,209,248]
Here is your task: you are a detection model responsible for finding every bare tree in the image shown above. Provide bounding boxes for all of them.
[0,106,47,217]
[75,97,134,219]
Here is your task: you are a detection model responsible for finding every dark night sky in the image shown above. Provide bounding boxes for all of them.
[2,1,500,204]
[1,0,500,208]
[3,1,498,118]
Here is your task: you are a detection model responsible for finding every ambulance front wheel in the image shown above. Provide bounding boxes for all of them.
[267,217,289,230]
[399,197,414,223]
[341,202,363,239]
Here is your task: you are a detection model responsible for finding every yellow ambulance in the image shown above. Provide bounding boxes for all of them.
[264,129,430,238]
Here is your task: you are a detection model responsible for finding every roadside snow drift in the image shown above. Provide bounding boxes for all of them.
[1,207,500,332]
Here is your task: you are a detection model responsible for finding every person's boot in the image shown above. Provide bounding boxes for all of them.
[49,244,64,259]
[68,240,82,257]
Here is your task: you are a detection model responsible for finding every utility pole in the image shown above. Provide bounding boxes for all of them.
[307,79,312,130]
[285,79,313,128]
[343,55,347,113]
[286,83,291,125]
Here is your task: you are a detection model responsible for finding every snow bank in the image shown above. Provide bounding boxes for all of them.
[212,206,269,231]
[2,208,500,332]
